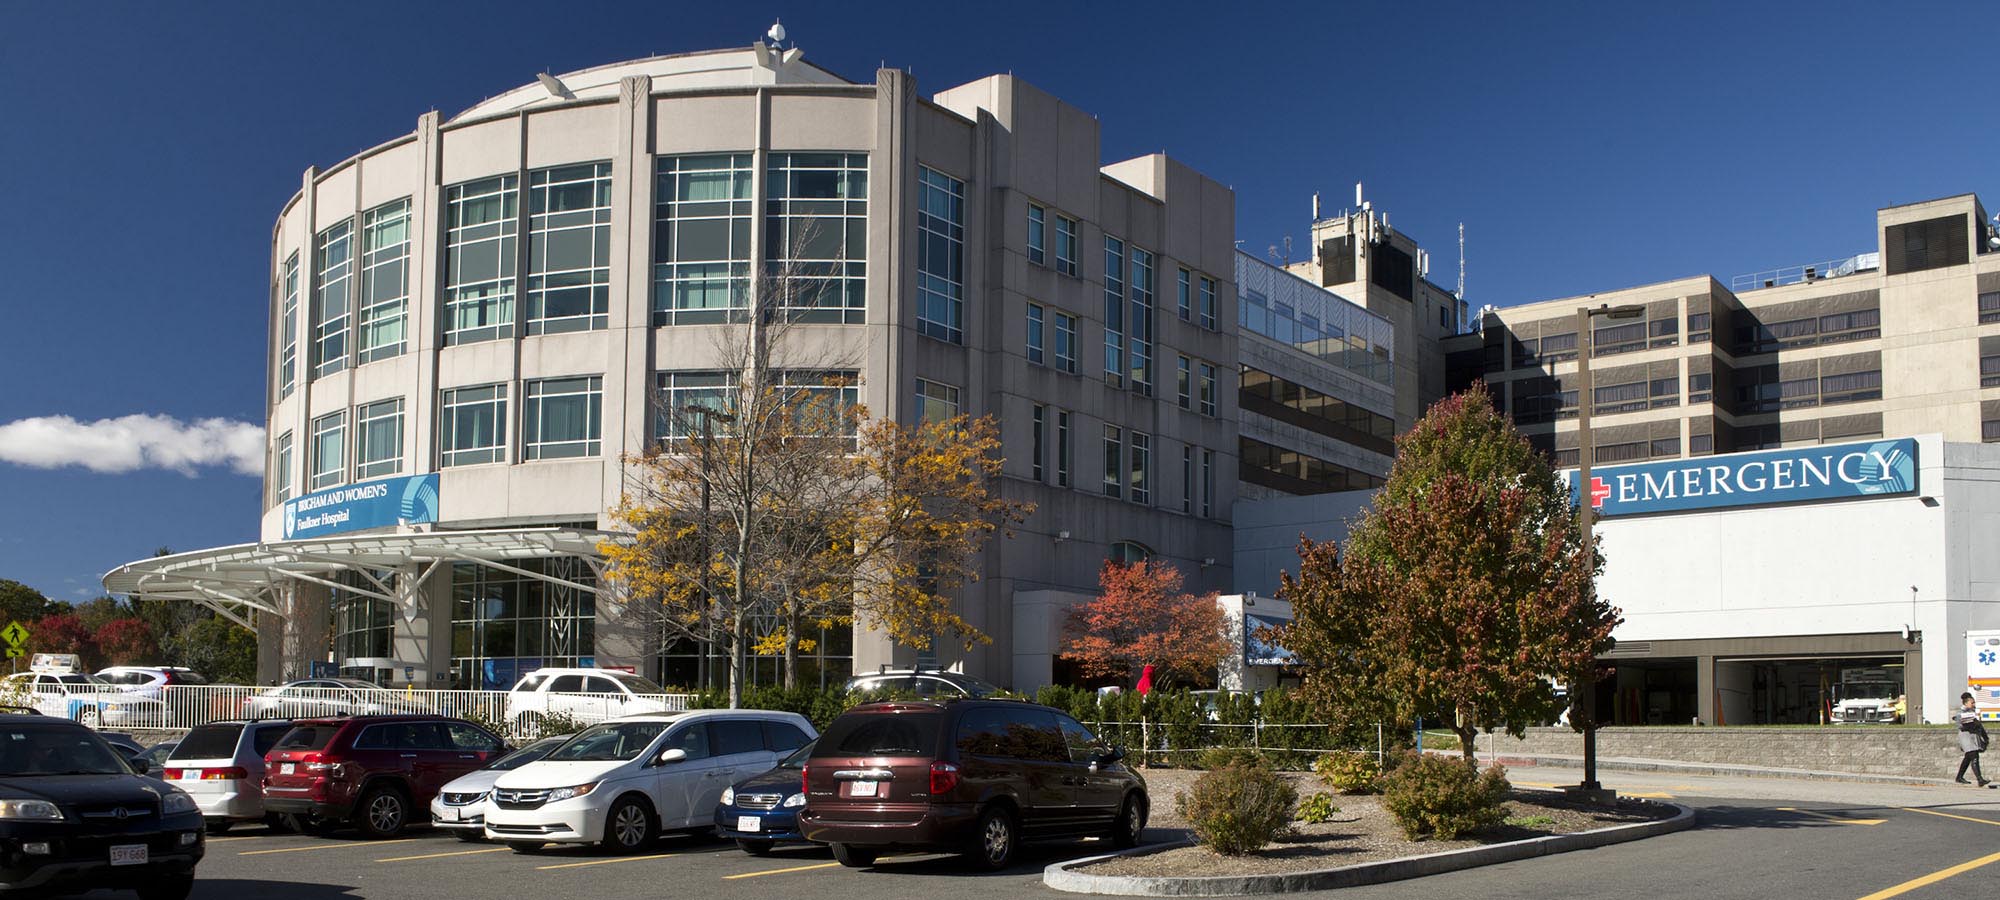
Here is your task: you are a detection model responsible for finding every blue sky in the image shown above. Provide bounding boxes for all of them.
[0,1,1992,600]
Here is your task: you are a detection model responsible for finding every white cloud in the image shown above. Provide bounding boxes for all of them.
[0,414,264,476]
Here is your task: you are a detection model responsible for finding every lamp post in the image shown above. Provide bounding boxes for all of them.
[1573,302,1643,795]
[684,403,735,691]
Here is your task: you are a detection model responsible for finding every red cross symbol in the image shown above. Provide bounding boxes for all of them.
[1588,477,1611,509]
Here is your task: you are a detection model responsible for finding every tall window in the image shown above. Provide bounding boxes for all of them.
[313,221,353,379]
[527,163,612,334]
[310,411,345,491]
[1055,215,1078,276]
[273,431,293,506]
[1056,411,1072,488]
[1103,236,1125,385]
[915,378,961,422]
[524,376,603,460]
[278,253,299,398]
[443,175,519,345]
[354,398,403,480]
[1102,425,1123,498]
[440,384,508,467]
[1201,449,1214,517]
[1177,268,1192,321]
[358,199,410,363]
[1199,276,1217,330]
[1177,356,1193,409]
[1982,291,2000,325]
[777,371,860,444]
[1027,204,1046,266]
[1054,312,1078,373]
[1181,445,1193,514]
[767,152,867,323]
[656,371,733,445]
[1129,432,1151,505]
[450,559,597,690]
[655,154,752,324]
[916,166,966,343]
[1198,362,1217,416]
[1031,404,1047,481]
[1129,247,1155,393]
[1026,303,1045,364]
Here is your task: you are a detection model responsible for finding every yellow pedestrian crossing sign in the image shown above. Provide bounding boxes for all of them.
[1,621,27,659]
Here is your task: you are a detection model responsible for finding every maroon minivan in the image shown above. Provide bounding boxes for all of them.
[799,700,1147,870]
[262,715,507,838]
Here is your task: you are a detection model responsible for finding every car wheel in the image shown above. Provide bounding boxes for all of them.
[507,841,545,854]
[355,785,410,839]
[737,838,774,856]
[135,873,195,900]
[453,830,486,843]
[601,796,657,853]
[965,805,1018,871]
[205,818,234,835]
[1109,794,1148,849]
[830,843,879,868]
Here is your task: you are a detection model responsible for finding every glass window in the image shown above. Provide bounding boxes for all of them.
[1181,445,1194,514]
[1981,291,2000,325]
[1129,432,1151,505]
[655,154,753,325]
[313,220,353,379]
[1054,312,1078,374]
[656,370,733,446]
[1129,247,1155,393]
[1103,236,1125,385]
[446,723,505,753]
[1056,411,1072,488]
[916,166,965,343]
[766,152,868,323]
[358,199,410,363]
[1027,203,1046,266]
[1031,405,1047,482]
[443,175,519,345]
[915,378,960,423]
[279,252,299,398]
[712,720,765,757]
[354,398,403,480]
[440,384,507,467]
[1055,215,1079,276]
[763,722,811,753]
[1199,276,1217,330]
[1177,356,1192,409]
[1026,303,1045,365]
[553,722,671,762]
[271,431,293,506]
[527,162,612,335]
[523,376,603,460]
[1177,268,1192,321]
[818,714,939,757]
[450,558,596,689]
[310,412,345,491]
[1199,363,1217,417]
[1238,436,1386,496]
[330,570,392,663]
[1201,449,1214,517]
[1102,425,1122,498]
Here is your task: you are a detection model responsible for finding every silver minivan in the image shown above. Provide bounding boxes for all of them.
[161,718,296,832]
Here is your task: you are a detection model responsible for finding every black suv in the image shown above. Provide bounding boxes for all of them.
[800,700,1146,870]
[0,711,204,898]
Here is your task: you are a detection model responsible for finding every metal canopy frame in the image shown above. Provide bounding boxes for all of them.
[102,528,628,627]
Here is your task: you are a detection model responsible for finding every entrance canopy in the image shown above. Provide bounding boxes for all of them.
[102,528,626,629]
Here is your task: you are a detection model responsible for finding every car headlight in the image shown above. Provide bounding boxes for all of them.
[783,793,806,809]
[547,783,598,803]
[162,791,198,815]
[0,800,63,821]
[721,787,735,806]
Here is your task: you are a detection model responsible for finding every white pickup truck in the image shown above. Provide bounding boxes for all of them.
[503,668,679,733]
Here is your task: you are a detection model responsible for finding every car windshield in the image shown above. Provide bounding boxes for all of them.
[170,724,245,760]
[327,679,391,693]
[779,740,816,769]
[816,714,940,757]
[608,673,669,695]
[485,736,571,771]
[55,674,113,691]
[0,727,130,776]
[545,722,670,762]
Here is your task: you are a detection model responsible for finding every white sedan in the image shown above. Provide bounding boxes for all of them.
[431,736,572,841]
[2,672,168,727]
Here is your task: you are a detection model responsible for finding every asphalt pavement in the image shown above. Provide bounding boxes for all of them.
[116,765,2000,900]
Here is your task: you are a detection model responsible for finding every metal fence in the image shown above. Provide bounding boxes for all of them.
[7,684,697,740]
[1081,720,1385,767]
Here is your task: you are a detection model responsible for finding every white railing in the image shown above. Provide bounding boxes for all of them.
[1731,251,1880,292]
[7,685,697,741]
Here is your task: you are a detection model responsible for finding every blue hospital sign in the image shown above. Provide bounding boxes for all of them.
[1565,438,1918,517]
[283,474,441,539]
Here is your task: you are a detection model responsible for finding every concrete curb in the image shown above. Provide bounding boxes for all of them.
[1042,801,1695,896]
[1493,753,1958,787]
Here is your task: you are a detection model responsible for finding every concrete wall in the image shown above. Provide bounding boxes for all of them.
[1500,726,1965,780]
[1231,490,1375,597]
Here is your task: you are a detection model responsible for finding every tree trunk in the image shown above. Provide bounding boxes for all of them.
[1453,721,1480,764]
[781,606,799,690]
[730,545,750,710]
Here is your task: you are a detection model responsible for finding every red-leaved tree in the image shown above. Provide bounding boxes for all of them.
[1062,560,1228,689]
[30,613,100,668]
[94,618,158,667]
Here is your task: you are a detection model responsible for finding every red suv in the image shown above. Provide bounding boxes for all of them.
[799,700,1147,870]
[262,715,508,838]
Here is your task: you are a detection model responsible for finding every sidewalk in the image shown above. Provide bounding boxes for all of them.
[1501,761,2000,811]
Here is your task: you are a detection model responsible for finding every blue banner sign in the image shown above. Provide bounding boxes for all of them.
[283,473,441,539]
[1566,438,1918,517]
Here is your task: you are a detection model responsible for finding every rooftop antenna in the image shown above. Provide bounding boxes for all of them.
[1456,222,1466,301]
[1267,235,1293,267]
[1311,192,1321,222]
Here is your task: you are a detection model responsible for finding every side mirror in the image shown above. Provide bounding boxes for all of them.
[129,755,154,776]
[1090,746,1125,772]
[656,748,687,765]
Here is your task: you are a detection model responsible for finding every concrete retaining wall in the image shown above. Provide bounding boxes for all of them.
[1498,726,1964,779]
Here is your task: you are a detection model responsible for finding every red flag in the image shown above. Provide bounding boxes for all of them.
[1136,664,1155,696]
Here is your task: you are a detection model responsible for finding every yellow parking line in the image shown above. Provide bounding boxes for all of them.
[535,852,681,870]
[724,854,920,879]
[241,839,416,856]
[1855,849,2000,900]
[1905,807,2000,827]
[378,846,511,862]
[1624,791,1676,799]
[1776,806,1884,826]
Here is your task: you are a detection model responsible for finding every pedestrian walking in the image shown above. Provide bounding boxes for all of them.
[1954,691,1990,786]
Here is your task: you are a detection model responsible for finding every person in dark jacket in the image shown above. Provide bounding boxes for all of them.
[1955,692,1990,786]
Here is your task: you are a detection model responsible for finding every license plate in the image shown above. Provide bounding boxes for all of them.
[177,769,202,781]
[110,844,147,866]
[850,780,877,798]
[280,763,295,775]
[738,815,761,833]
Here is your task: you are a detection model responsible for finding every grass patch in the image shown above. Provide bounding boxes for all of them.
[1504,814,1557,828]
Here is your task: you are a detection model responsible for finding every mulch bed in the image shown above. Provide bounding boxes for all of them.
[1090,768,1674,877]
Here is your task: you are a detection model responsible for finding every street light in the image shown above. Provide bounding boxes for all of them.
[1572,302,1642,797]
[684,404,735,691]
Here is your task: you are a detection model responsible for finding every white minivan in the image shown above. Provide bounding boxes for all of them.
[484,710,815,854]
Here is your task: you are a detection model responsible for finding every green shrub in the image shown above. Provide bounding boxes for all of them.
[1196,746,1265,771]
[1313,751,1381,794]
[1295,792,1339,824]
[1379,754,1510,840]
[1504,814,1555,828]
[1174,761,1298,855]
